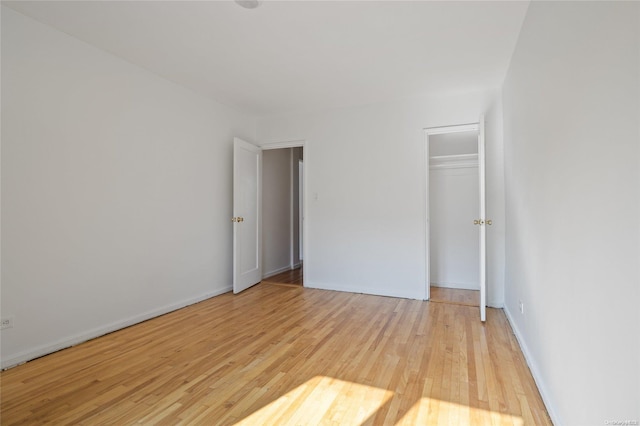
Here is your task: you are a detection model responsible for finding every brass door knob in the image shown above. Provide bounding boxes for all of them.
[474,219,480,225]
[487,219,492,225]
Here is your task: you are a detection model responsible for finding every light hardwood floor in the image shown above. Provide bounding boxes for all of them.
[262,267,303,287]
[430,286,480,307]
[1,284,551,425]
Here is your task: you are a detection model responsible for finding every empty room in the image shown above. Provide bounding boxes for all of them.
[1,1,638,425]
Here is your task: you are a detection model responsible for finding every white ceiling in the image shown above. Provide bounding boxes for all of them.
[5,1,530,116]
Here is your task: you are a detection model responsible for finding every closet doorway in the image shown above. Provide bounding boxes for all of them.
[261,145,304,287]
[425,120,488,321]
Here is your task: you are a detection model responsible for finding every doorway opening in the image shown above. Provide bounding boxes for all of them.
[261,145,304,287]
[429,130,479,305]
[425,120,487,320]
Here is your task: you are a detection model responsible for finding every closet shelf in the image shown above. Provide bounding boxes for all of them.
[429,153,479,169]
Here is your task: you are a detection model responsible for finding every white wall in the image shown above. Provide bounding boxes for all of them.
[502,2,639,424]
[1,7,256,368]
[430,166,480,290]
[429,132,478,156]
[262,149,292,277]
[258,90,505,302]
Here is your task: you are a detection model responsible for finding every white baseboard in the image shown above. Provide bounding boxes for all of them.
[1,286,232,370]
[431,281,480,291]
[430,283,502,308]
[305,281,423,300]
[262,265,293,279]
[503,306,560,426]
[487,300,503,309]
[292,262,302,270]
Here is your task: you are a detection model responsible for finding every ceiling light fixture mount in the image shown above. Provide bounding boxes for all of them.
[235,0,261,9]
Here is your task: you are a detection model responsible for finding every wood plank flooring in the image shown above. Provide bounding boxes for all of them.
[262,267,303,287]
[1,284,551,425]
[430,286,480,307]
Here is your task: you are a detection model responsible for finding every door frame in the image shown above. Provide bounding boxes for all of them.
[260,140,307,287]
[423,123,483,311]
[298,159,304,262]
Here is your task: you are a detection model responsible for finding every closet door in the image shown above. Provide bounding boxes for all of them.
[478,116,486,322]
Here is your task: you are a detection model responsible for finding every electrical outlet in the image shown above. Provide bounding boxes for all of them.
[1,317,14,330]
[519,301,524,314]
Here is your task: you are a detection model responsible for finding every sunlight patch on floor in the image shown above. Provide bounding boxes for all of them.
[234,376,394,425]
[234,375,524,425]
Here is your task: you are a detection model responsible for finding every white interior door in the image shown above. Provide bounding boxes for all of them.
[233,137,262,294]
[478,115,487,322]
